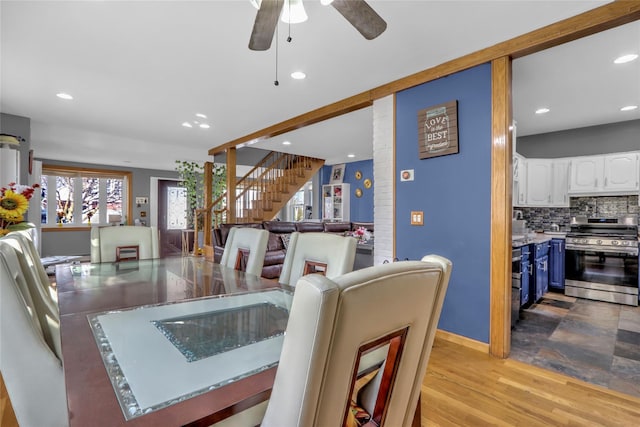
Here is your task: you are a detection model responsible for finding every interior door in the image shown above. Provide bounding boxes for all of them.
[157,180,187,257]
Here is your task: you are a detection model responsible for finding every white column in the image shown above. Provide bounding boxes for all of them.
[373,95,395,265]
[0,146,20,185]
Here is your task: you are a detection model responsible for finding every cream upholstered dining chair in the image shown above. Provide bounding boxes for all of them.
[220,227,269,277]
[213,254,452,427]
[0,242,69,427]
[90,225,160,263]
[278,231,357,287]
[1,233,62,359]
[6,229,55,301]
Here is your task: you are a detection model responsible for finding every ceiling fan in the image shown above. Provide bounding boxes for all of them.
[249,0,387,51]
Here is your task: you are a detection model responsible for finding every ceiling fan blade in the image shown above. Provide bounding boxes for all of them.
[249,0,285,51]
[331,0,387,40]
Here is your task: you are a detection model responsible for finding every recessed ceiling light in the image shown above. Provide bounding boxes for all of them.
[620,105,638,112]
[614,54,638,64]
[182,122,193,128]
[199,123,210,129]
[195,113,207,119]
[535,108,550,114]
[56,92,73,100]
[282,141,291,145]
[347,154,355,158]
[291,71,306,80]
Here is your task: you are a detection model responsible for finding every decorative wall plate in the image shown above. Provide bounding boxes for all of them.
[363,178,372,189]
[355,188,363,198]
[355,170,362,180]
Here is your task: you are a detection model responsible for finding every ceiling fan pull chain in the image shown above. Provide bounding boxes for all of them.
[287,0,292,42]
[274,17,279,86]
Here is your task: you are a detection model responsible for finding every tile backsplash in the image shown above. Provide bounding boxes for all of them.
[517,195,639,231]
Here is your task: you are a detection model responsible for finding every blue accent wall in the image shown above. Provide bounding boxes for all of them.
[395,63,492,343]
[321,160,374,222]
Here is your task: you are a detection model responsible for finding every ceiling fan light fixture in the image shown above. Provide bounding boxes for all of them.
[281,0,307,24]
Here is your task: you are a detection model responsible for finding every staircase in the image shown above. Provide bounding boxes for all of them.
[233,152,324,223]
[196,152,324,259]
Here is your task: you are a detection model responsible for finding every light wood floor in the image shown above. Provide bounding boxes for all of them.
[423,338,640,426]
[3,338,639,427]
[0,373,18,427]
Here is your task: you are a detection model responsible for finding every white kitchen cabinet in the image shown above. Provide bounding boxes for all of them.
[603,152,639,192]
[322,183,350,221]
[526,159,552,206]
[569,155,604,193]
[569,152,639,195]
[551,160,570,206]
[513,153,527,206]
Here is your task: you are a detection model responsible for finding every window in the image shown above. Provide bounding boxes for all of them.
[167,186,187,230]
[41,165,132,227]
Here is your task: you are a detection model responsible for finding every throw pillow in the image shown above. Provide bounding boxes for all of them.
[280,234,291,250]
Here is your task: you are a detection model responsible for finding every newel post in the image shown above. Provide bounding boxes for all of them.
[226,147,237,223]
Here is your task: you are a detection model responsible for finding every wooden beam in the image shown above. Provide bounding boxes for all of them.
[490,57,513,359]
[209,1,640,156]
[226,148,237,223]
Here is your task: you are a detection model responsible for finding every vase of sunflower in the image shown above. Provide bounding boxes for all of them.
[0,182,39,236]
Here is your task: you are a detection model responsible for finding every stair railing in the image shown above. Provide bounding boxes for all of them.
[192,152,323,251]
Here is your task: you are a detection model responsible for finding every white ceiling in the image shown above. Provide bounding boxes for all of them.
[2,0,635,172]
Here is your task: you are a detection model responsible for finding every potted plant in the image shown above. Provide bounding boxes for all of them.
[175,161,226,251]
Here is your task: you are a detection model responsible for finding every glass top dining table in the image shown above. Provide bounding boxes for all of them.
[56,256,292,426]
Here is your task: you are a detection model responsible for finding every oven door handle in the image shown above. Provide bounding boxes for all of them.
[565,244,638,256]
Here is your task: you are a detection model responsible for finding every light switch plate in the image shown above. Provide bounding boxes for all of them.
[136,197,149,205]
[410,211,424,225]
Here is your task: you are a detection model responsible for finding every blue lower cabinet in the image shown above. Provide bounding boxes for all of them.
[521,260,530,306]
[531,241,550,304]
[535,254,549,301]
[549,238,565,290]
[520,245,530,307]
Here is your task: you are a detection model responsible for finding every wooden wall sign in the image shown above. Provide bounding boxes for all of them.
[417,100,458,159]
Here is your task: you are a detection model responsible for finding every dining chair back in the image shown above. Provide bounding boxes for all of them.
[220,227,269,277]
[0,243,69,427]
[262,254,452,427]
[90,225,160,263]
[278,232,357,287]
[1,234,62,359]
[7,229,53,299]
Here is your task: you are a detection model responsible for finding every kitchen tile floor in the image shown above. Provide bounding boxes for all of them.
[510,291,640,399]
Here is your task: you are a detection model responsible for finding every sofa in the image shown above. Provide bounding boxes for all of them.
[213,221,374,279]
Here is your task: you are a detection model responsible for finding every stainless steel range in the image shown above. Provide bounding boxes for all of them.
[565,215,639,306]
